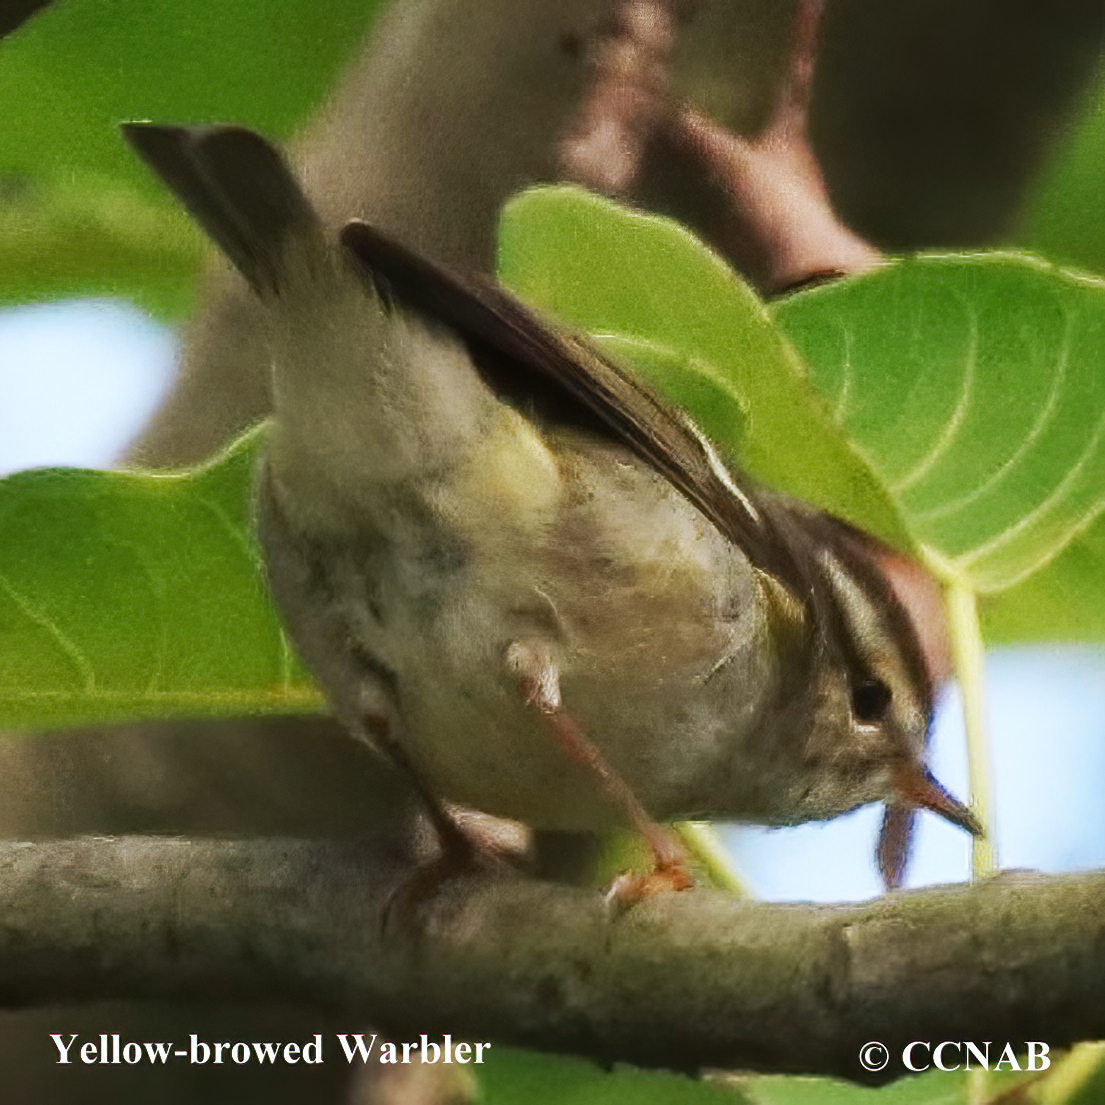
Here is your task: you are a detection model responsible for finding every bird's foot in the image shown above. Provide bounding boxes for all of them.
[605,854,695,914]
[382,810,523,935]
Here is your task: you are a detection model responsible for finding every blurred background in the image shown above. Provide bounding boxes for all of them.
[2,0,1105,1101]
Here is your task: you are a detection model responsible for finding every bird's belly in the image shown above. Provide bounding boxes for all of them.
[381,522,777,828]
[260,448,781,830]
[400,643,774,830]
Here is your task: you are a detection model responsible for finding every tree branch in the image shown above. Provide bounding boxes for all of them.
[635,0,882,293]
[559,0,684,193]
[1,836,1102,1086]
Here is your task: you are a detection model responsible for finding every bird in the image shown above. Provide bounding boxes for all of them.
[123,122,980,897]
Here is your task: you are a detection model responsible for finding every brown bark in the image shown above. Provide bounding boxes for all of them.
[0,836,1100,1087]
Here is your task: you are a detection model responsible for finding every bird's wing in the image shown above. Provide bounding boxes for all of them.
[341,219,807,592]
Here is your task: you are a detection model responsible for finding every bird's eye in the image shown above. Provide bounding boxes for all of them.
[852,677,892,723]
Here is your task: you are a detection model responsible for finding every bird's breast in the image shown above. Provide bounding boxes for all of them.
[261,429,789,829]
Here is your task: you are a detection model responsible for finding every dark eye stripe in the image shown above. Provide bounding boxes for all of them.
[790,510,934,727]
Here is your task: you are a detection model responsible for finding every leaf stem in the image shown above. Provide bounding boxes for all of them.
[673,822,751,898]
[968,1065,990,1105]
[945,581,997,879]
[1036,1042,1105,1105]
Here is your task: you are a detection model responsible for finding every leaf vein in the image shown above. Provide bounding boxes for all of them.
[952,397,1105,578]
[912,305,1073,522]
[830,325,854,424]
[0,569,96,692]
[890,295,977,494]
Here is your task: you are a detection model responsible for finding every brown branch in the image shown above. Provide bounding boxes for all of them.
[654,104,882,294]
[559,0,684,194]
[0,836,1102,1087]
[638,0,882,294]
[763,0,826,147]
[556,0,880,295]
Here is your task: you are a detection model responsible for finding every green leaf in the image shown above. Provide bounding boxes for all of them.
[480,1049,752,1105]
[981,513,1105,643]
[774,254,1105,600]
[742,1071,965,1105]
[1017,72,1105,279]
[497,185,908,550]
[742,1067,1031,1105]
[0,0,381,181]
[1032,1042,1105,1105]
[589,333,749,455]
[0,426,322,732]
[498,193,1105,643]
[0,175,205,317]
[0,0,384,314]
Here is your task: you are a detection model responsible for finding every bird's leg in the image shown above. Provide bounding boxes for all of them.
[505,642,694,908]
[366,715,474,861]
[363,715,519,926]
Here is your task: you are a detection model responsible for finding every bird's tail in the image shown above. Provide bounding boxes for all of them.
[122,123,324,296]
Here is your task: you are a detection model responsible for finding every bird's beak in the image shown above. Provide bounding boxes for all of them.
[892,762,983,837]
